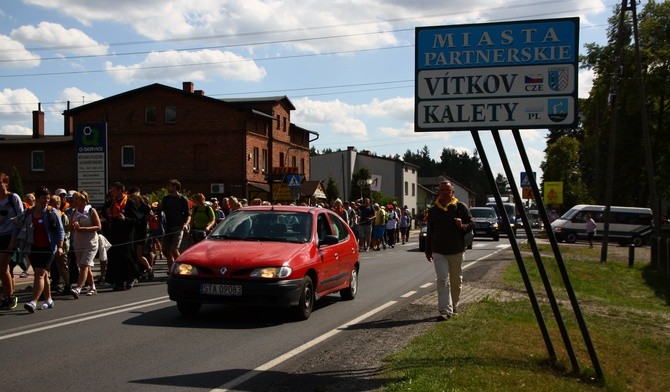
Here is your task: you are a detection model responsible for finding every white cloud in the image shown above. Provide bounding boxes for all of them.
[358,97,413,121]
[0,87,39,135]
[0,124,31,135]
[0,35,40,68]
[42,87,106,125]
[11,22,108,56]
[104,49,266,84]
[578,68,595,99]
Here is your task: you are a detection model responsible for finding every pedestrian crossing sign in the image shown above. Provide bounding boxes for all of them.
[287,174,301,188]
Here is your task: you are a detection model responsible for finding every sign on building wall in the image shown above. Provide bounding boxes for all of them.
[415,18,579,131]
[74,123,108,206]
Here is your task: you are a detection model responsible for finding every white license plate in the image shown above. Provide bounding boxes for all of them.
[200,283,242,296]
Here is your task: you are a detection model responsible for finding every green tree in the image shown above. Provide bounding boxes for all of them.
[350,167,372,201]
[540,135,590,209]
[403,146,439,177]
[494,173,510,196]
[325,176,340,203]
[9,166,25,197]
[581,0,670,208]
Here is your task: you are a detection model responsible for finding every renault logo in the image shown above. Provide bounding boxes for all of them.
[219,267,227,275]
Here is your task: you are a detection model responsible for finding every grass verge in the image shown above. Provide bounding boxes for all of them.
[380,244,670,391]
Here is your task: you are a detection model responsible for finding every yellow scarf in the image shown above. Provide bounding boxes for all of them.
[434,197,458,212]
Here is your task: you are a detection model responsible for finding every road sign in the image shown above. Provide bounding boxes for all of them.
[415,18,579,131]
[544,181,563,205]
[287,174,301,188]
[520,171,536,188]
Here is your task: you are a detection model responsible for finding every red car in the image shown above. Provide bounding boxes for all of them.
[167,205,360,320]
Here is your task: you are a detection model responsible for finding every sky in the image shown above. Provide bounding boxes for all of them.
[0,0,619,195]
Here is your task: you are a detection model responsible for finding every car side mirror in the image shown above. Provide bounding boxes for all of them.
[320,234,339,246]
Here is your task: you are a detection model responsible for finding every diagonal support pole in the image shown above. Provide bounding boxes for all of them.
[470,129,557,365]
[492,129,579,374]
[513,129,603,380]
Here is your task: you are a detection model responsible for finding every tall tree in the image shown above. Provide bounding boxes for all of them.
[403,145,439,177]
[325,176,340,203]
[540,135,590,210]
[581,1,670,208]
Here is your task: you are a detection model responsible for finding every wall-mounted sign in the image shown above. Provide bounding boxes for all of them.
[74,123,108,206]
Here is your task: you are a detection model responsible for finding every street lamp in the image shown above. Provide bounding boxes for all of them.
[357,178,373,200]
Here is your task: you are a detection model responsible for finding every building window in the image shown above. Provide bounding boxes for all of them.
[412,183,416,196]
[165,106,176,123]
[404,181,408,196]
[283,117,287,131]
[145,107,157,124]
[291,156,297,168]
[279,152,285,167]
[252,147,259,172]
[121,146,135,167]
[31,151,44,172]
[300,158,305,174]
[262,149,268,173]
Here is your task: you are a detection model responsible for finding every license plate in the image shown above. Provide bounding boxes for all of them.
[200,283,242,296]
[475,230,486,234]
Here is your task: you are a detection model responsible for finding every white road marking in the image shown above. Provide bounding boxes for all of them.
[212,301,398,392]
[401,291,417,298]
[0,297,171,341]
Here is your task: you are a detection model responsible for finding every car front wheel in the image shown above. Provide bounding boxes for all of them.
[566,232,577,243]
[340,267,358,300]
[177,301,201,317]
[293,276,314,321]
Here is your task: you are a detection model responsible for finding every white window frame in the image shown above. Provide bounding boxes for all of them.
[253,147,259,172]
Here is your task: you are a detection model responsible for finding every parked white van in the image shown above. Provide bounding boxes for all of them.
[551,204,653,246]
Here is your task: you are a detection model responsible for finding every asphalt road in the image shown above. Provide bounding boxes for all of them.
[1,236,514,392]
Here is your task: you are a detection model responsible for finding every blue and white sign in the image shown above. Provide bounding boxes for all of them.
[415,18,579,131]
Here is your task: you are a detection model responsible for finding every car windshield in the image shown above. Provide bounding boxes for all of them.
[209,210,312,243]
[471,208,496,218]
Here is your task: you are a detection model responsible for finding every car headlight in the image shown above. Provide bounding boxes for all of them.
[554,227,562,232]
[172,262,198,275]
[492,222,499,229]
[250,266,292,279]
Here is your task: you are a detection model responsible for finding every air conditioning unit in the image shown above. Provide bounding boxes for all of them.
[210,183,225,194]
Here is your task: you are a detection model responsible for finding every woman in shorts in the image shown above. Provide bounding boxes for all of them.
[12,186,64,312]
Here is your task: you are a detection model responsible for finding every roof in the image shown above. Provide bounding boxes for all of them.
[63,84,296,115]
[223,96,296,110]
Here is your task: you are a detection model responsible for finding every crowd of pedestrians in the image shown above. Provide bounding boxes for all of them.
[0,172,414,313]
[331,197,413,253]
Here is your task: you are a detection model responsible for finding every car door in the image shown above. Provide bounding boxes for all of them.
[315,212,340,291]
[328,212,357,287]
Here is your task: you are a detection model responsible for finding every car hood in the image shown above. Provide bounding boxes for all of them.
[177,239,310,268]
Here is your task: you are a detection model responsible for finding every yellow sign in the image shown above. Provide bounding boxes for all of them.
[543,181,563,205]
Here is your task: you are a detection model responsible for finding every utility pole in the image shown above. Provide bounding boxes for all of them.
[630,0,661,240]
[601,0,630,262]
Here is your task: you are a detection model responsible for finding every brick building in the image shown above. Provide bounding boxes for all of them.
[0,82,318,205]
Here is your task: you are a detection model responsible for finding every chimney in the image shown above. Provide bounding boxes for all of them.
[32,103,45,139]
[183,81,194,93]
[194,90,205,96]
[64,101,73,136]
